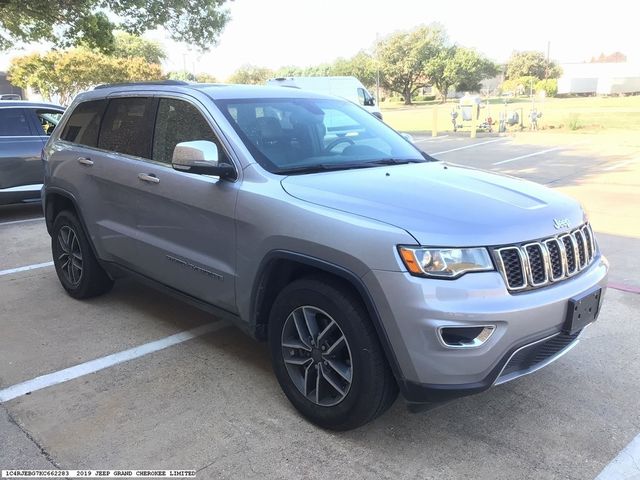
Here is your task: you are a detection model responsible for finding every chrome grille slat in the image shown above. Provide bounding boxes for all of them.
[494,223,597,293]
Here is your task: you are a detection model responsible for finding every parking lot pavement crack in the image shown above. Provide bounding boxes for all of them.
[1,402,61,470]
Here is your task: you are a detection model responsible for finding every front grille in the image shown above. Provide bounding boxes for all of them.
[495,223,596,292]
[499,330,581,378]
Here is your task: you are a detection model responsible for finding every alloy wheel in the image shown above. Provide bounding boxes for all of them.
[57,225,83,286]
[281,306,353,407]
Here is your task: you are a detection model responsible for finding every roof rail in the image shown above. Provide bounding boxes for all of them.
[94,80,190,90]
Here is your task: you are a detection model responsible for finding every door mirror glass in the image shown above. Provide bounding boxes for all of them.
[172,140,235,178]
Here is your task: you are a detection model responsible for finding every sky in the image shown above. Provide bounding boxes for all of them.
[1,0,637,77]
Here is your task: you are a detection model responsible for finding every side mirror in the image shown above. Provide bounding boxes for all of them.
[172,140,235,179]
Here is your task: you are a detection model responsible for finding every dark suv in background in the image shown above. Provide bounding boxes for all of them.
[0,101,64,204]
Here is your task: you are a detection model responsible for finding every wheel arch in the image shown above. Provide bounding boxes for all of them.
[250,250,405,385]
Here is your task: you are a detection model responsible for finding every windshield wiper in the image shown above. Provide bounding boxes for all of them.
[277,162,382,175]
[368,158,426,165]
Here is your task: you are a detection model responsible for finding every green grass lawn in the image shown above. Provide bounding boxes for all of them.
[380,95,640,135]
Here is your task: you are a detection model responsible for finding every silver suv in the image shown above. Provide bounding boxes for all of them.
[42,81,609,430]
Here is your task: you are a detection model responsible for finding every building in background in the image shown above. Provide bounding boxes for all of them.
[0,71,24,98]
[558,63,640,95]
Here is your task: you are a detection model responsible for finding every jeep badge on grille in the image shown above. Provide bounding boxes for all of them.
[553,218,571,229]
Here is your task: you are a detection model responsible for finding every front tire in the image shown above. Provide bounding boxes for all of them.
[51,210,113,299]
[268,275,398,430]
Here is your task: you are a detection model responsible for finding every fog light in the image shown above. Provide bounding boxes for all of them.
[438,326,495,348]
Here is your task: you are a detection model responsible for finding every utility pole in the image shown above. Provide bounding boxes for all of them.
[375,32,381,104]
[545,41,550,82]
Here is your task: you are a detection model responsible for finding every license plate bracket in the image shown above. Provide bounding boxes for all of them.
[563,287,602,335]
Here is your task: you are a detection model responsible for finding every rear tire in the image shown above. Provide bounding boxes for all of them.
[268,275,398,430]
[51,210,113,299]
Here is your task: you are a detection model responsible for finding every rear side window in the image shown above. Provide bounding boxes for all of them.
[98,97,155,159]
[0,108,32,136]
[152,98,225,165]
[61,100,107,147]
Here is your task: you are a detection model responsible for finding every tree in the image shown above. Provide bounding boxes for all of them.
[8,48,162,105]
[505,51,561,80]
[228,65,274,85]
[330,51,377,90]
[113,32,166,64]
[196,73,218,83]
[377,25,448,105]
[167,71,197,81]
[0,0,230,51]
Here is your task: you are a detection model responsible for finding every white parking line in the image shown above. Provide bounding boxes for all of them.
[493,147,563,166]
[0,321,228,403]
[0,261,54,276]
[0,217,45,226]
[431,138,506,155]
[414,135,450,143]
[595,433,640,479]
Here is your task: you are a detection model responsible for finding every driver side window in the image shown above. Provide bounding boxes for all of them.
[153,98,228,165]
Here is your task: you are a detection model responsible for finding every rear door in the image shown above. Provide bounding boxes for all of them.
[128,95,239,311]
[0,107,45,191]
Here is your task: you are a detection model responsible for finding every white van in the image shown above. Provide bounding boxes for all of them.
[266,76,382,119]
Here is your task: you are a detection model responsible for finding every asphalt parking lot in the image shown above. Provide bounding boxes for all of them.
[1,135,639,479]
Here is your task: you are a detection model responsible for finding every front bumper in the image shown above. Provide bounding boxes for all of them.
[362,254,609,404]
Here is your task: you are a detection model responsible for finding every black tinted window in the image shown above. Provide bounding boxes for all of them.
[153,98,224,164]
[98,97,154,158]
[61,100,106,147]
[0,108,32,136]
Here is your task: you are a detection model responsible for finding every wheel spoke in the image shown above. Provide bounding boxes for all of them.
[317,320,336,344]
[284,356,313,367]
[315,365,321,404]
[324,357,352,382]
[320,364,346,397]
[302,306,320,342]
[303,362,315,397]
[282,339,311,351]
[291,309,312,348]
[325,335,346,355]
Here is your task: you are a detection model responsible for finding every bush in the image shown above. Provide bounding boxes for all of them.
[567,114,582,130]
[413,95,436,102]
[500,76,538,96]
[535,79,558,97]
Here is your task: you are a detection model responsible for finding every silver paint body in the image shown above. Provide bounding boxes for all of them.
[43,84,609,389]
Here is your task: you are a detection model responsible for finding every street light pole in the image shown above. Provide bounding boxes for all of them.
[375,32,380,103]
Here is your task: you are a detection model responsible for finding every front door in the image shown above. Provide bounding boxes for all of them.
[129,96,239,312]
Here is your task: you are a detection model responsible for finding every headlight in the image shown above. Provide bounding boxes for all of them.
[398,246,494,278]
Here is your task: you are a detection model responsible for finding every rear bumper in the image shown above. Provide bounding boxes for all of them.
[362,254,609,404]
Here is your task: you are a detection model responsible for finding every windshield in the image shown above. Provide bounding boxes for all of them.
[216,98,428,174]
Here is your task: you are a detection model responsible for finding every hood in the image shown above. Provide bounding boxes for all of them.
[281,162,585,246]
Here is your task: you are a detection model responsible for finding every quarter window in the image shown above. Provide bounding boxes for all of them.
[0,108,31,136]
[61,100,107,147]
[152,98,226,165]
[34,109,63,136]
[98,97,155,158]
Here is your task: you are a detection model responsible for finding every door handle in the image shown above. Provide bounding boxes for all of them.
[77,157,94,166]
[138,173,160,184]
